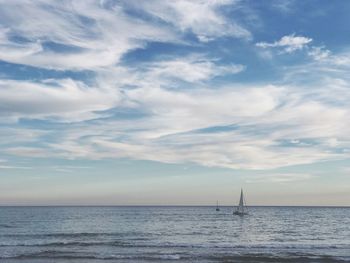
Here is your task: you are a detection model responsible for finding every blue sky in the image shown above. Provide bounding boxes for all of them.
[0,0,349,205]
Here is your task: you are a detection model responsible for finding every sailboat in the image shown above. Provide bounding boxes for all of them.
[216,200,220,211]
[233,189,248,215]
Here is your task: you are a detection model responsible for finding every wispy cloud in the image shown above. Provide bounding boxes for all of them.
[256,34,312,53]
[269,0,296,14]
[125,0,251,42]
[246,173,314,183]
[0,78,121,122]
[0,1,176,70]
[0,159,32,170]
[138,55,245,83]
[3,80,349,169]
[307,46,331,61]
[0,0,249,71]
[0,0,349,172]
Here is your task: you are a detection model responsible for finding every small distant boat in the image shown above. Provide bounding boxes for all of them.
[216,200,220,211]
[233,189,248,216]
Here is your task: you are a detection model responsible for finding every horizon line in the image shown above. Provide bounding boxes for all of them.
[0,205,349,208]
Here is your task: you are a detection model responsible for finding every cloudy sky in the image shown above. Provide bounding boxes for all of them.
[0,0,349,205]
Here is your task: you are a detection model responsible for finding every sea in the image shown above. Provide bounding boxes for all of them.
[0,206,349,262]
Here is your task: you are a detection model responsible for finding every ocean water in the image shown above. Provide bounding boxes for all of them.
[0,206,349,262]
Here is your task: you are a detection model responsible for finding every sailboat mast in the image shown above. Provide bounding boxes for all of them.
[233,188,248,215]
[239,189,244,212]
[216,200,220,211]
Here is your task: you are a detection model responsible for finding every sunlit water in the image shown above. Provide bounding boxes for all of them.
[0,206,349,262]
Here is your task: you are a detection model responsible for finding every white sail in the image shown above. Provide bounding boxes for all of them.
[234,188,247,215]
[238,189,244,212]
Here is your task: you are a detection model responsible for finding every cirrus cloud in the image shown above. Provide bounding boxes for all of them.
[256,34,312,53]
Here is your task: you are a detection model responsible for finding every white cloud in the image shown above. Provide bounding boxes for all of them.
[0,79,121,122]
[270,0,296,13]
[328,52,350,67]
[0,1,176,70]
[137,55,245,83]
[308,46,331,60]
[0,26,43,61]
[256,34,312,53]
[0,159,32,169]
[125,0,251,42]
[0,0,250,70]
[0,165,32,169]
[0,1,349,171]
[4,80,349,170]
[0,128,46,145]
[124,85,282,137]
[246,173,314,183]
[5,147,52,158]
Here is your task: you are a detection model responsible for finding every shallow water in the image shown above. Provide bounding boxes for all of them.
[0,206,349,262]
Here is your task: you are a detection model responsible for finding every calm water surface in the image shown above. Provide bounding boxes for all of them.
[0,206,349,262]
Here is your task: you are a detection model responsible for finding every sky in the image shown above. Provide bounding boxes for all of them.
[0,0,349,206]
